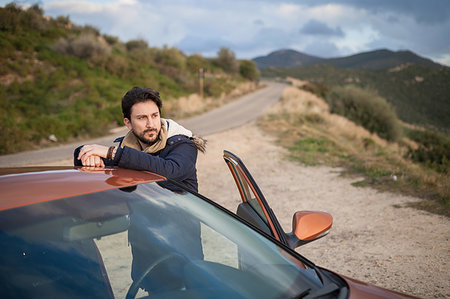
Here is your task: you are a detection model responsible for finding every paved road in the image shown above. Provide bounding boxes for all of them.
[0,81,287,167]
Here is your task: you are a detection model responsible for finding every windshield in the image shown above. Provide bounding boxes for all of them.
[0,182,323,298]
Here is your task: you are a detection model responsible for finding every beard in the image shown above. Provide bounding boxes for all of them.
[133,128,159,146]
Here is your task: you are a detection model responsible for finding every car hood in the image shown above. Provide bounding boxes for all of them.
[341,274,418,298]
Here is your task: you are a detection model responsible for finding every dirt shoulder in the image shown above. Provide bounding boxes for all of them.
[196,122,449,299]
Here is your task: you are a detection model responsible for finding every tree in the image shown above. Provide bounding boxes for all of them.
[216,47,238,73]
[239,59,260,81]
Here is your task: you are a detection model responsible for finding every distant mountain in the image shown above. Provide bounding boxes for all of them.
[253,49,324,69]
[253,49,442,70]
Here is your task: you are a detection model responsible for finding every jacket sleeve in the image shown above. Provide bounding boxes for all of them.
[114,141,198,181]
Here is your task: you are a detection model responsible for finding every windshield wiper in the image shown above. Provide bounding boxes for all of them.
[296,283,345,299]
[294,287,311,299]
[303,282,345,298]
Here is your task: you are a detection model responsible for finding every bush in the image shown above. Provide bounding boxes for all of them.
[300,82,329,98]
[406,128,450,174]
[125,39,148,51]
[186,54,210,73]
[155,46,186,70]
[215,47,238,73]
[52,33,111,62]
[326,85,402,141]
[239,60,259,82]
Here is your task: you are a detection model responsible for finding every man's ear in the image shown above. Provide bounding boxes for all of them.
[124,118,132,130]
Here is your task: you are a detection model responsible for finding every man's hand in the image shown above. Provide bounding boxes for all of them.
[78,144,109,167]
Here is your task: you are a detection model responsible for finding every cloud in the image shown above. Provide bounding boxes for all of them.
[4,0,447,64]
[300,19,344,37]
[175,35,234,56]
[303,41,341,58]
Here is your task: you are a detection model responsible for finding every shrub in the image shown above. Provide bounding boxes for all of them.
[326,85,402,141]
[125,39,148,51]
[406,128,450,174]
[155,46,186,70]
[186,54,210,73]
[239,59,259,82]
[300,82,329,98]
[215,47,238,73]
[52,33,111,62]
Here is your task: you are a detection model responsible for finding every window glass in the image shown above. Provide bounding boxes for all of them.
[0,182,322,299]
[230,162,269,225]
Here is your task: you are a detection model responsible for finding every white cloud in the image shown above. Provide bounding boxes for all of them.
[7,0,442,64]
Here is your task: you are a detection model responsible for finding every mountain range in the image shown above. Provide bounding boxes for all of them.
[252,49,442,70]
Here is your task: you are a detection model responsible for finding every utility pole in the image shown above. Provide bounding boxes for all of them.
[199,67,204,99]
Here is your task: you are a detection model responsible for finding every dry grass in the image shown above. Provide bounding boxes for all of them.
[259,87,449,216]
[164,81,260,119]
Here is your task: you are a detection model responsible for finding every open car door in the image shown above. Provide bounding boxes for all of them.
[223,150,333,249]
[223,150,288,245]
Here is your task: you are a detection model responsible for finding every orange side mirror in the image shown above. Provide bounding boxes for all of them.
[286,211,333,249]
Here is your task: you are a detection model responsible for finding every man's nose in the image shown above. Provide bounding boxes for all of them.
[146,117,154,127]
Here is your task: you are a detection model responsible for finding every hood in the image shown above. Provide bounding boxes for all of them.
[164,118,207,153]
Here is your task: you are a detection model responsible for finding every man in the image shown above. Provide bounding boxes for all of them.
[75,86,206,293]
[74,86,206,192]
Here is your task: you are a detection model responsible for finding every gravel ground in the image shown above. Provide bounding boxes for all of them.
[196,122,450,299]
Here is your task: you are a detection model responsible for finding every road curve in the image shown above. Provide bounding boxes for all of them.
[0,81,287,167]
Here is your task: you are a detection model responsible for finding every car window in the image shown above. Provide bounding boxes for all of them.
[227,160,269,225]
[0,182,322,299]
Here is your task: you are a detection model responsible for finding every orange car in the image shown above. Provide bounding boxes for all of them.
[0,151,416,298]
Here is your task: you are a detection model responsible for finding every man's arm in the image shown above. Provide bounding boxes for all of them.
[114,141,197,181]
[74,145,114,167]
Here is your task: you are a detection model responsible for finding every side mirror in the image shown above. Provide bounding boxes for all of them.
[286,211,333,249]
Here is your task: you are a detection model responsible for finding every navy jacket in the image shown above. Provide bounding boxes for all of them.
[74,134,199,192]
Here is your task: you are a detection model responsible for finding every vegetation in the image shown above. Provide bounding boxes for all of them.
[258,85,449,217]
[325,85,402,141]
[405,127,450,174]
[262,63,450,133]
[0,3,259,154]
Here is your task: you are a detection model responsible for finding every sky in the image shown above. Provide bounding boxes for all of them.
[3,0,450,65]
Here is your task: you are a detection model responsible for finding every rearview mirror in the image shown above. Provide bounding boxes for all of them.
[286,211,333,249]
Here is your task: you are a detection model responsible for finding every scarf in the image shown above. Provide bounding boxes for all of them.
[121,119,168,154]
[120,119,207,153]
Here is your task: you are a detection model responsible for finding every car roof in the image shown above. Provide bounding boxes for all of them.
[0,167,165,212]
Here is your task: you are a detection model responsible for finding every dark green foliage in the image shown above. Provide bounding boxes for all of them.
[215,47,238,73]
[326,85,402,141]
[406,128,450,174]
[125,39,148,51]
[262,64,450,132]
[239,60,260,81]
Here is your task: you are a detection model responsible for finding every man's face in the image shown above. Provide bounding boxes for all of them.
[124,101,161,146]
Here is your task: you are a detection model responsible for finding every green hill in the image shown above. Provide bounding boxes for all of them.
[262,63,450,132]
[0,3,259,154]
[254,48,442,70]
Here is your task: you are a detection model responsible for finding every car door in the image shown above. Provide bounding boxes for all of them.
[223,150,289,246]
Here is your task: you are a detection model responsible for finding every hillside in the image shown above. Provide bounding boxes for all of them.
[0,4,259,154]
[253,48,442,70]
[253,49,324,69]
[261,63,450,132]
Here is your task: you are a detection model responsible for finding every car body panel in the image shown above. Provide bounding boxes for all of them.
[342,274,418,298]
[0,167,164,211]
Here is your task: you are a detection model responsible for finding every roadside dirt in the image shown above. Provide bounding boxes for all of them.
[196,122,449,299]
[44,121,449,299]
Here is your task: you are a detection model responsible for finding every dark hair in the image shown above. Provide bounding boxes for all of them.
[121,87,163,120]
